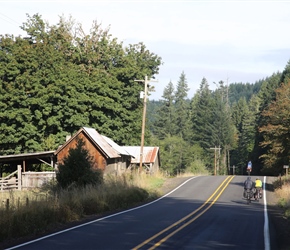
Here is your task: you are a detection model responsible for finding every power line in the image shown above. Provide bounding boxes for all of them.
[0,12,21,27]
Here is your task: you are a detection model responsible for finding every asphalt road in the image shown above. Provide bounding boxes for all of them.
[7,175,277,250]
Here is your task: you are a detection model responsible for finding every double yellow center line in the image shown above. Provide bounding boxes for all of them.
[133,175,235,250]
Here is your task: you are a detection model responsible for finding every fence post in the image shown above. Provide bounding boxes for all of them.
[17,165,22,190]
[6,199,9,211]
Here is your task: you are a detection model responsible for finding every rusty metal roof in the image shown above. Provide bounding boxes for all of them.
[122,146,159,163]
[55,127,121,159]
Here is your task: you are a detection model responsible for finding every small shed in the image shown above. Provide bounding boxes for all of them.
[0,151,56,172]
[55,127,132,175]
[122,146,160,174]
[0,152,56,190]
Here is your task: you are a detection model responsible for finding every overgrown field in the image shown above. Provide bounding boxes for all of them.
[0,172,166,244]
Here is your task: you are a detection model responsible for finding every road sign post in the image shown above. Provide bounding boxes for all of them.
[283,165,289,177]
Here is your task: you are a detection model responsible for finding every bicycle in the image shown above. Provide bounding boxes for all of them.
[254,187,262,201]
[245,188,253,204]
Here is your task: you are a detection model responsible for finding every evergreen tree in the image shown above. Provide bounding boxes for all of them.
[159,135,195,175]
[191,78,215,172]
[212,81,236,174]
[56,138,103,189]
[192,78,214,149]
[230,97,249,171]
[280,60,290,85]
[258,73,281,114]
[174,71,190,140]
[228,82,262,104]
[240,96,259,169]
[152,81,176,139]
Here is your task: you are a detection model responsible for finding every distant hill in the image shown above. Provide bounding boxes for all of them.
[228,81,263,104]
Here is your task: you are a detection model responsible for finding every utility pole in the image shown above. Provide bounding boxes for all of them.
[231,165,236,175]
[210,146,221,176]
[134,75,157,172]
[227,148,230,174]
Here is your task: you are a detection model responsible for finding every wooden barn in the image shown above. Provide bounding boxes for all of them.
[55,127,132,175]
[122,146,160,174]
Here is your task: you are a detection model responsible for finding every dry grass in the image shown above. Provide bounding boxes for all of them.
[0,172,166,244]
[0,189,49,210]
[127,171,166,191]
[275,177,290,219]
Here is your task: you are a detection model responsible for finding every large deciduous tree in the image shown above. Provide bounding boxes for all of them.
[0,14,161,155]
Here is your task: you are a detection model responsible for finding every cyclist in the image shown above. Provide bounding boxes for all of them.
[247,161,252,175]
[255,178,263,199]
[243,176,254,198]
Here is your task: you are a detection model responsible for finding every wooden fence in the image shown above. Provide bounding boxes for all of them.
[22,171,56,189]
[0,165,56,191]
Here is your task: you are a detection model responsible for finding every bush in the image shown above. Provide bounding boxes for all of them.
[56,138,103,189]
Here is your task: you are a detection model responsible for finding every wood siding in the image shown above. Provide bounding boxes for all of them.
[56,133,107,171]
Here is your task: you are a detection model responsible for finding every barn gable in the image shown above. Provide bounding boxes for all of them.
[55,127,132,174]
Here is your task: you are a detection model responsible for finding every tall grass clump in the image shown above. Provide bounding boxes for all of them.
[0,189,58,242]
[274,176,290,219]
[100,174,149,210]
[126,171,166,192]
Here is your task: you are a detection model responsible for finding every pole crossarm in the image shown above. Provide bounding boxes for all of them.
[134,75,158,172]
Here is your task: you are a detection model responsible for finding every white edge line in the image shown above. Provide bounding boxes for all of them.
[263,176,270,250]
[6,176,199,250]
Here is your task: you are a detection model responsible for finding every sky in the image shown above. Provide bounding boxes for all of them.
[1,0,290,100]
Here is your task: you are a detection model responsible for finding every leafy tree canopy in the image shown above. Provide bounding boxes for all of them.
[0,14,162,155]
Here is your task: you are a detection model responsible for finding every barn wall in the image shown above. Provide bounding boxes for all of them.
[56,133,107,171]
[105,156,131,175]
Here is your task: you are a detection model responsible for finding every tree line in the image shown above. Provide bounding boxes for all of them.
[148,66,290,176]
[1,14,290,177]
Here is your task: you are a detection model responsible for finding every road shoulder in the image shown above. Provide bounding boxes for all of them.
[266,176,290,250]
